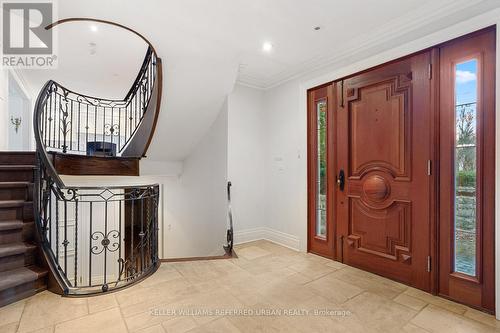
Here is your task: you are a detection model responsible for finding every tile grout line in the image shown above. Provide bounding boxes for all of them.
[13,300,27,333]
[408,303,432,332]
[115,293,132,333]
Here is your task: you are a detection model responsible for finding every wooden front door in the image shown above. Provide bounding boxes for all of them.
[438,28,496,313]
[307,28,495,310]
[336,52,434,291]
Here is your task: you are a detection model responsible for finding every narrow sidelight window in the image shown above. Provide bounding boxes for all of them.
[454,59,478,276]
[316,100,327,238]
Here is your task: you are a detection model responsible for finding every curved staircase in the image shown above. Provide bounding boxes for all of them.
[32,45,162,296]
[1,37,163,305]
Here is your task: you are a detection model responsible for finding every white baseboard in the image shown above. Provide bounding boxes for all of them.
[234,227,300,251]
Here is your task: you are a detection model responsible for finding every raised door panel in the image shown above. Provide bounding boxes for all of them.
[348,199,411,262]
[349,78,409,178]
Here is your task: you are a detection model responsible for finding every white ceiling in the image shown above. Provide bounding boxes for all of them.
[18,0,500,161]
[21,22,148,100]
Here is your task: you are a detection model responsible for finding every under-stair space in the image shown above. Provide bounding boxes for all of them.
[0,152,47,307]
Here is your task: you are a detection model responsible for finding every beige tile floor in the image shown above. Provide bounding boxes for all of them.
[1,240,499,333]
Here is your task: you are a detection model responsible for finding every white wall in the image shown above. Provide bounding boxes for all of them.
[160,100,228,258]
[0,69,9,150]
[227,85,267,233]
[0,69,34,151]
[8,77,31,151]
[261,79,307,250]
[227,84,303,249]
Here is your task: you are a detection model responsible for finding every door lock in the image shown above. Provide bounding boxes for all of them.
[337,169,345,191]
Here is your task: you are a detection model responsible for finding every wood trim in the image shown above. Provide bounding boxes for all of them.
[121,58,163,157]
[142,58,163,157]
[45,18,158,56]
[429,47,441,295]
[50,153,140,176]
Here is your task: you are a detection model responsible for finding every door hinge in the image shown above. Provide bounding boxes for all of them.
[427,256,431,272]
[339,235,344,261]
[340,80,345,107]
[428,64,432,80]
[427,160,432,176]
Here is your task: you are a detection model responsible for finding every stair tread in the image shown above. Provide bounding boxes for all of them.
[28,265,48,277]
[0,182,31,188]
[0,242,36,257]
[0,220,24,231]
[0,200,31,208]
[0,165,36,170]
[0,267,39,292]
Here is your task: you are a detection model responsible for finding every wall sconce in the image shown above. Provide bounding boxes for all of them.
[10,116,21,133]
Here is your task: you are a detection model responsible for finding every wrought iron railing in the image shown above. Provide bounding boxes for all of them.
[39,47,156,156]
[35,163,159,294]
[33,46,161,295]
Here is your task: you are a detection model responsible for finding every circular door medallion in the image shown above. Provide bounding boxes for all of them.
[362,175,390,202]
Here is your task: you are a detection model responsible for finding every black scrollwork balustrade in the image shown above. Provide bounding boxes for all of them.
[39,47,156,156]
[32,46,161,295]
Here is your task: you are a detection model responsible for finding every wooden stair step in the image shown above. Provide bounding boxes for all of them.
[0,166,36,182]
[28,265,49,290]
[0,152,35,165]
[0,243,37,272]
[0,220,25,245]
[0,242,35,258]
[0,182,31,201]
[0,265,47,307]
[0,165,36,170]
[0,267,38,292]
[0,200,29,209]
[0,182,31,188]
[20,221,35,240]
[0,220,24,231]
[0,201,33,222]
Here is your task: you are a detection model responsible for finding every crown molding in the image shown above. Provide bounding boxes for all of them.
[236,0,499,90]
[234,76,267,91]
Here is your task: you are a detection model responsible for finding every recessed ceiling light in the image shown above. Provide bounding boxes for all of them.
[314,26,321,31]
[90,24,98,32]
[262,41,273,52]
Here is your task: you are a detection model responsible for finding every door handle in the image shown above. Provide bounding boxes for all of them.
[337,169,345,191]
